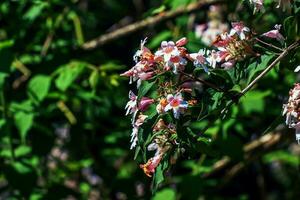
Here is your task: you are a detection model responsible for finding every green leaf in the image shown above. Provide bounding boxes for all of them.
[55,61,85,91]
[284,16,297,40]
[0,72,7,89]
[152,157,169,192]
[247,55,274,84]
[240,90,271,114]
[0,40,14,73]
[13,162,32,174]
[138,81,156,99]
[151,5,166,15]
[263,150,299,166]
[15,111,34,140]
[24,3,47,22]
[152,188,176,200]
[28,75,51,102]
[89,70,99,89]
[15,145,32,158]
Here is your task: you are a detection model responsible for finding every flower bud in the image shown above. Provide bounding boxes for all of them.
[176,37,188,47]
[138,97,154,111]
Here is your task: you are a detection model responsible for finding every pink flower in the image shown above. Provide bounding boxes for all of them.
[135,114,148,127]
[138,97,155,111]
[125,91,138,116]
[121,39,157,87]
[155,38,188,74]
[165,93,188,119]
[175,37,188,46]
[248,0,264,13]
[133,38,149,63]
[121,60,154,87]
[262,24,284,42]
[207,50,221,68]
[229,22,250,40]
[189,49,209,73]
[283,83,300,143]
[221,60,236,69]
[140,153,162,177]
[130,126,139,149]
[130,114,148,149]
[138,71,154,81]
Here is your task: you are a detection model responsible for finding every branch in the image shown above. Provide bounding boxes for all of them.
[81,0,224,50]
[202,126,292,179]
[255,37,284,52]
[179,71,226,92]
[240,40,300,96]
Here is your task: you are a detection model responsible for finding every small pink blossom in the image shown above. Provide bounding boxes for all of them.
[155,38,188,74]
[229,22,250,40]
[138,97,155,111]
[130,114,148,149]
[221,60,236,69]
[283,83,300,143]
[175,37,188,46]
[140,153,162,177]
[165,93,188,119]
[125,91,138,117]
[138,71,154,81]
[189,49,209,73]
[207,50,221,68]
[249,0,264,13]
[135,114,148,127]
[262,25,285,42]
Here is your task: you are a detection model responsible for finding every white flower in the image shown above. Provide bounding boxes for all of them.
[207,50,221,68]
[133,38,148,63]
[130,114,148,149]
[229,22,250,40]
[283,83,300,144]
[189,49,209,73]
[262,24,285,42]
[125,91,138,117]
[130,126,139,149]
[249,0,264,13]
[164,93,188,119]
[155,39,187,74]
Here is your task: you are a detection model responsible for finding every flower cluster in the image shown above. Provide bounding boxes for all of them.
[283,83,300,143]
[202,22,256,69]
[121,38,197,176]
[122,20,289,177]
[121,37,189,88]
[140,119,175,177]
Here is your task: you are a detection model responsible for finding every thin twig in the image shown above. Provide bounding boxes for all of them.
[81,0,224,50]
[179,71,225,92]
[241,40,300,96]
[219,40,300,114]
[202,127,290,179]
[255,37,284,52]
[202,41,300,179]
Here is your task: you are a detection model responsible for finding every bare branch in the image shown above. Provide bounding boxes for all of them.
[202,127,292,179]
[81,0,224,50]
[255,37,284,52]
[240,40,300,96]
